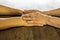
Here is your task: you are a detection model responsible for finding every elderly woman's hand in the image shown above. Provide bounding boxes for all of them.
[22,12,49,26]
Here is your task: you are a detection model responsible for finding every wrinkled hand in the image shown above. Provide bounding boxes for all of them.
[15,17,36,26]
[22,12,48,26]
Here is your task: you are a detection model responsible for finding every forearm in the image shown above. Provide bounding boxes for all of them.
[47,16,60,28]
[43,10,60,16]
[0,17,24,30]
[0,5,23,16]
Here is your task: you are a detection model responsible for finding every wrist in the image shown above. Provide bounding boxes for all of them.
[10,17,25,26]
[46,16,51,25]
[43,14,54,25]
[42,14,50,25]
[46,15,56,26]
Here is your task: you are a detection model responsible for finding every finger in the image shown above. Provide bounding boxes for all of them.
[22,17,32,21]
[25,23,44,26]
[26,21,44,26]
[26,21,34,24]
[22,14,31,17]
[22,15,33,21]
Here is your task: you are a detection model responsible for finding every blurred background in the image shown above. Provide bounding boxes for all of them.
[0,0,60,11]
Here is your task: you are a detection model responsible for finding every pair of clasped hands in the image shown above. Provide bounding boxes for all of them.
[1,5,60,30]
[18,11,48,26]
[0,5,51,30]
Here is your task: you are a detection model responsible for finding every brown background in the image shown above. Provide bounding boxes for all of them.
[0,26,60,40]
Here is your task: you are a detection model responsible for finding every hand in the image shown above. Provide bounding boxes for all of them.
[15,17,41,26]
[22,12,48,26]
[4,17,34,27]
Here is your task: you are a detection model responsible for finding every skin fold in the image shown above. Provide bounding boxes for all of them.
[22,12,48,25]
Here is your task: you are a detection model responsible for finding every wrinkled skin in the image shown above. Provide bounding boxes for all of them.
[22,12,48,26]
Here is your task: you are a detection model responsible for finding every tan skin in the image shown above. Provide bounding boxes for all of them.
[0,11,60,30]
[0,17,41,30]
[0,5,60,17]
[0,5,23,17]
[47,16,60,28]
[44,8,60,16]
[0,5,59,16]
[1,12,60,29]
[0,5,60,30]
[23,9,60,28]
[22,12,60,28]
[24,9,60,16]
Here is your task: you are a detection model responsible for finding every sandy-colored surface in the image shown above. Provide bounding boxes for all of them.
[0,26,60,40]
